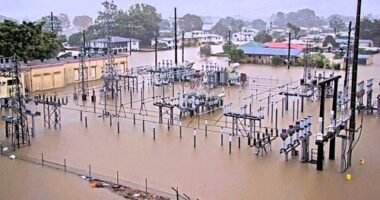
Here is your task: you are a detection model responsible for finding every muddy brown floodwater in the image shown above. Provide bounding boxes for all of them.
[1,45,380,200]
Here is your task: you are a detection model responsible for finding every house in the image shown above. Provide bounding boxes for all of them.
[151,37,180,48]
[344,54,374,65]
[232,27,259,42]
[335,39,374,48]
[358,55,374,65]
[264,42,306,50]
[86,36,140,53]
[239,41,266,48]
[239,46,303,64]
[183,31,223,45]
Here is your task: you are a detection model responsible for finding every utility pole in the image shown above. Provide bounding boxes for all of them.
[50,12,54,32]
[287,31,291,69]
[182,31,185,63]
[303,39,309,81]
[155,34,158,67]
[174,7,178,66]
[348,0,362,168]
[228,29,231,65]
[129,37,132,55]
[344,22,352,88]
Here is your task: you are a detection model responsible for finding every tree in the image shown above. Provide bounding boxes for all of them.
[229,48,244,63]
[322,35,338,48]
[0,20,62,61]
[251,19,267,31]
[200,45,211,57]
[254,31,272,43]
[179,14,203,32]
[212,17,245,36]
[73,15,93,31]
[360,17,380,46]
[126,3,162,46]
[272,56,283,66]
[273,9,322,28]
[287,23,301,39]
[329,15,346,35]
[59,13,70,30]
[159,19,171,30]
[222,43,234,54]
[40,14,62,33]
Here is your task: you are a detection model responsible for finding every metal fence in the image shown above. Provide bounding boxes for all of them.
[0,141,192,200]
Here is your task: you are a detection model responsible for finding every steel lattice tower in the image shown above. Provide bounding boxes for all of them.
[101,0,119,99]
[79,31,89,101]
[1,56,30,148]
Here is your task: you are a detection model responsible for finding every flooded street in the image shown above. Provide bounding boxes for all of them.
[1,45,380,200]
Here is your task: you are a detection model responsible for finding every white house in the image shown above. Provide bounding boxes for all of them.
[184,31,223,45]
[151,31,223,48]
[151,37,181,48]
[86,36,140,53]
[232,27,259,42]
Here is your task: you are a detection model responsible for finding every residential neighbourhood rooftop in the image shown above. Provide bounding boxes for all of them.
[239,46,303,57]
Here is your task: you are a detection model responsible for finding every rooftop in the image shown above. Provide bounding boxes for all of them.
[264,42,306,49]
[89,36,140,43]
[239,47,303,57]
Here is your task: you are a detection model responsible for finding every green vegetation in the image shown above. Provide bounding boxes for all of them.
[222,43,244,63]
[200,45,212,57]
[250,19,267,31]
[271,56,284,66]
[73,15,93,31]
[69,1,162,47]
[212,17,245,36]
[254,31,273,43]
[287,23,301,39]
[179,14,203,32]
[360,18,380,46]
[39,14,62,34]
[273,9,322,28]
[297,53,341,69]
[328,15,346,35]
[323,35,339,48]
[0,20,62,62]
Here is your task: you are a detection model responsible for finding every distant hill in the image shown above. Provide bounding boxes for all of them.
[0,14,17,22]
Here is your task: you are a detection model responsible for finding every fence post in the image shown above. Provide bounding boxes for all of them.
[220,127,224,146]
[145,178,148,193]
[89,164,92,180]
[179,122,182,139]
[117,171,119,185]
[64,159,66,172]
[153,126,156,141]
[41,153,44,166]
[229,134,232,154]
[205,120,208,138]
[193,129,197,148]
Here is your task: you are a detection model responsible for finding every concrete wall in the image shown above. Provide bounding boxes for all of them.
[23,56,128,92]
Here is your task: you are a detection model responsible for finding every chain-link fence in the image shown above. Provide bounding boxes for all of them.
[0,141,192,200]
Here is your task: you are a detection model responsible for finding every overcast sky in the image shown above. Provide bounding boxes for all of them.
[1,0,379,21]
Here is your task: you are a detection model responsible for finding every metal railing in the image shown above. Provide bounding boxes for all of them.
[0,141,192,200]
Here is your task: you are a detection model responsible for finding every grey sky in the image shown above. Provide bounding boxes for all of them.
[1,0,379,21]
